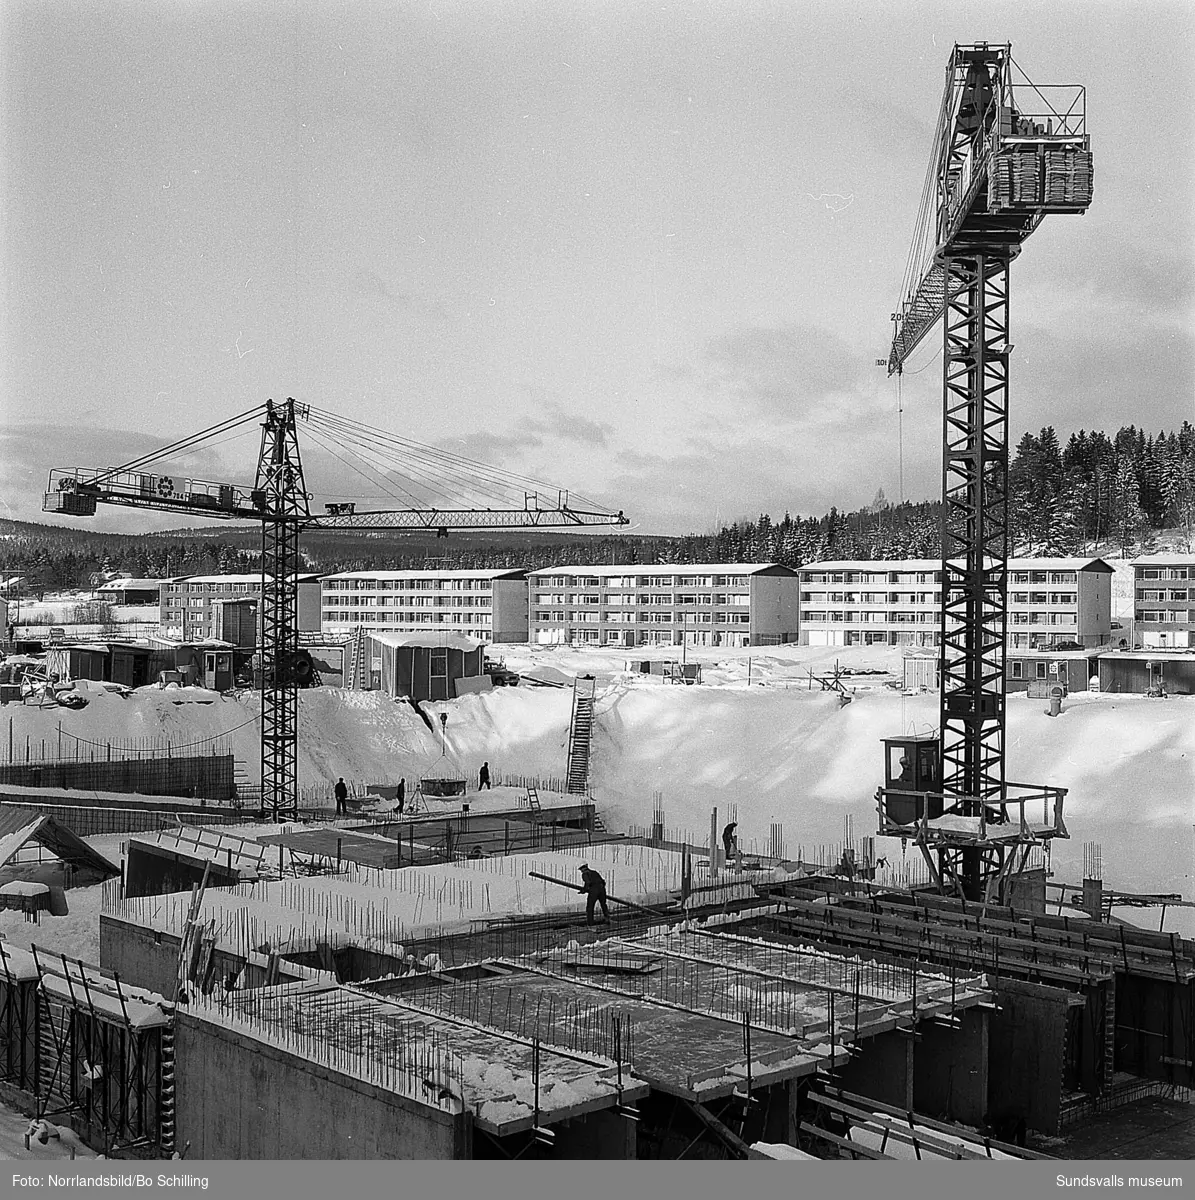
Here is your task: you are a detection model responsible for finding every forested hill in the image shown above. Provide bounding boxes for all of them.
[1010,423,1195,555]
[2,422,1190,591]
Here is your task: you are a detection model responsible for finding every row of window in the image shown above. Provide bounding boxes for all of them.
[324,579,495,591]
[1137,590,1189,602]
[163,583,257,595]
[324,596,490,608]
[535,613,752,627]
[323,612,491,625]
[536,575,749,587]
[1139,568,1190,581]
[802,572,942,585]
[1137,611,1195,623]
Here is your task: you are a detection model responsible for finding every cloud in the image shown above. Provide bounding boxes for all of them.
[703,323,867,421]
[436,430,545,462]
[525,406,611,448]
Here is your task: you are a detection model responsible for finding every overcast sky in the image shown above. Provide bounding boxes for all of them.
[2,0,1192,536]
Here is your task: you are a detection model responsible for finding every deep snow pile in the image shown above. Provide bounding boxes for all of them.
[3,642,1192,929]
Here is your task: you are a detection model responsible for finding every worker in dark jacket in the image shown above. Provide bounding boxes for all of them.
[578,864,610,925]
[479,761,491,790]
[334,777,348,815]
[396,777,406,814]
[721,821,738,864]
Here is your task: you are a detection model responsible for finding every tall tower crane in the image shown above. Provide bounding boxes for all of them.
[44,398,628,820]
[875,44,1093,903]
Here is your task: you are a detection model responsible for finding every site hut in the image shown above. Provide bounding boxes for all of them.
[797,556,1114,650]
[526,563,800,649]
[320,568,530,643]
[1132,552,1195,649]
[360,631,488,702]
[1005,646,1104,694]
[1095,649,1195,696]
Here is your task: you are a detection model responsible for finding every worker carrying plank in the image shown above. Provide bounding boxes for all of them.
[578,863,610,926]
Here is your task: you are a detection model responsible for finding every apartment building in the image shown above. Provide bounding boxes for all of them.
[526,564,799,648]
[160,574,322,641]
[1132,552,1195,649]
[798,557,1113,649]
[320,569,529,643]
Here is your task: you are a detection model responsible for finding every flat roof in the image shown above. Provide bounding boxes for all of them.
[368,631,484,651]
[323,569,527,581]
[801,557,1113,572]
[1132,553,1195,565]
[527,564,786,577]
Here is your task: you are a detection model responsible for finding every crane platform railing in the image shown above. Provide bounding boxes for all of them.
[876,782,1068,845]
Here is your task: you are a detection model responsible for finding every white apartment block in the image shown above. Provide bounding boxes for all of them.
[160,574,323,641]
[526,564,799,648]
[320,569,529,643]
[798,557,1114,649]
[1132,552,1195,649]
[160,575,263,641]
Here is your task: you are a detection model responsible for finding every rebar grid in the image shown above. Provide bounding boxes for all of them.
[189,986,465,1115]
[402,974,637,1068]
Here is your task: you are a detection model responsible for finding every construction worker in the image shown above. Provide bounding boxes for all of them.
[334,777,348,815]
[578,863,610,925]
[396,777,406,814]
[721,821,738,864]
[479,761,491,790]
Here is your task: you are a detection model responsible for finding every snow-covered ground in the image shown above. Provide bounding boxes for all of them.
[1,641,1192,957]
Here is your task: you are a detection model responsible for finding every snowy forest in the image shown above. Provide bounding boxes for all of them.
[3,424,1192,591]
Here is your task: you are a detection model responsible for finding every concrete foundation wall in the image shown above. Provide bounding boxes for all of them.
[99,916,308,997]
[835,1030,912,1111]
[988,977,1071,1134]
[175,1015,469,1159]
[913,1006,989,1126]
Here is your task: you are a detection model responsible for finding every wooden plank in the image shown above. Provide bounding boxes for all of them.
[798,1121,890,1160]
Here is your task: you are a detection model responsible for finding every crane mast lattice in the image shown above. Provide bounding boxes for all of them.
[877,43,1092,902]
[45,398,628,821]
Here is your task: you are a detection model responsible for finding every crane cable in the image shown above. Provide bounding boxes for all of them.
[301,404,617,514]
[94,405,266,481]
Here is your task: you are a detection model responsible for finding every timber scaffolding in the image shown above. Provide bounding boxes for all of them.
[0,940,173,1158]
[352,925,1030,1160]
[743,880,1195,1131]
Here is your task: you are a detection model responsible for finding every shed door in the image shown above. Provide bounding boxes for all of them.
[430,649,449,701]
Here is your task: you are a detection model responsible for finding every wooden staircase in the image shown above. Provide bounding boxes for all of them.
[345,627,369,690]
[566,676,597,795]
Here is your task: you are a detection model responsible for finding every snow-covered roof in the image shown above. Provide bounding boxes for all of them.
[801,557,1113,572]
[1131,552,1195,565]
[170,574,266,585]
[322,569,527,581]
[527,563,786,577]
[368,632,485,651]
[96,579,165,591]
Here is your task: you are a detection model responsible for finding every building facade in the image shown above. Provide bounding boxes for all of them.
[798,557,1114,649]
[1131,553,1195,649]
[320,569,529,643]
[526,564,799,648]
[160,575,322,641]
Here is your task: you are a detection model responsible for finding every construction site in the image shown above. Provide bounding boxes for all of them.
[0,35,1192,1171]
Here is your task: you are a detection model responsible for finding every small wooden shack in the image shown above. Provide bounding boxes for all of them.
[368,632,486,703]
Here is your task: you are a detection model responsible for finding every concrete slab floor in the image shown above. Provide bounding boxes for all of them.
[1034,1097,1195,1160]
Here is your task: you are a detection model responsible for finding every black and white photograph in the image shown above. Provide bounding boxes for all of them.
[0,1,1191,1194]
